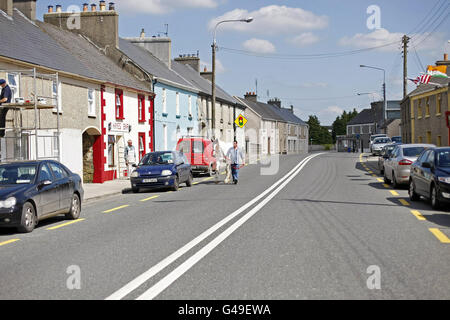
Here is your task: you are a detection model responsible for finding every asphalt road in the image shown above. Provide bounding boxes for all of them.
[0,152,449,300]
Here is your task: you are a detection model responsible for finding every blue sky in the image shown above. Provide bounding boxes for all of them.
[36,0,449,125]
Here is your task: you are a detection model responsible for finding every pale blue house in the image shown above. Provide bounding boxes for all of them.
[119,38,199,151]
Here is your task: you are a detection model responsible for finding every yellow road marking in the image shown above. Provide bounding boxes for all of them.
[368,171,373,174]
[377,178,384,182]
[47,219,85,230]
[429,228,450,243]
[383,184,390,188]
[399,199,410,206]
[0,239,20,247]
[103,205,129,213]
[390,190,400,196]
[140,195,159,202]
[202,177,213,182]
[372,174,377,177]
[410,210,426,221]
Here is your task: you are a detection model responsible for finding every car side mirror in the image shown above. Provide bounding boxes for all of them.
[422,162,431,169]
[38,180,52,188]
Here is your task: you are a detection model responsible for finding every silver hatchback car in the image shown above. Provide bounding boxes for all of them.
[384,144,435,188]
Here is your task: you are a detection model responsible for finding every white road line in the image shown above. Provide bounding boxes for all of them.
[105,153,322,300]
[136,153,322,300]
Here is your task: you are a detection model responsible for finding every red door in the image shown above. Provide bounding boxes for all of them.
[148,96,154,152]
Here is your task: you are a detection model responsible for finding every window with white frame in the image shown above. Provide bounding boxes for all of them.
[162,88,167,114]
[7,73,19,101]
[176,92,180,116]
[88,88,95,116]
[188,95,192,116]
[52,81,62,112]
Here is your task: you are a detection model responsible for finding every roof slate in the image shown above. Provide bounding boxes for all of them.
[347,109,375,125]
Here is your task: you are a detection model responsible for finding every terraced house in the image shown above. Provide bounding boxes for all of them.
[401,55,450,146]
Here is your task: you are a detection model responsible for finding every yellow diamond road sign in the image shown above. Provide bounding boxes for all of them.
[235,114,247,128]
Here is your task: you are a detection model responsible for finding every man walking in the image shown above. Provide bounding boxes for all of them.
[124,139,137,179]
[226,140,245,185]
[0,79,12,138]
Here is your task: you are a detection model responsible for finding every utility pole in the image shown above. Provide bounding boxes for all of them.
[402,35,410,99]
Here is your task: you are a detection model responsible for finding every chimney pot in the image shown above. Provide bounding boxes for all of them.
[445,53,448,61]
[82,3,88,12]
[204,67,207,72]
[56,4,62,13]
[91,3,97,11]
[140,28,145,38]
[99,1,106,11]
[108,2,115,10]
[48,5,54,13]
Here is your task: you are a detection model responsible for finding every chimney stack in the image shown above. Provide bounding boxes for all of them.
[44,1,120,49]
[125,31,172,68]
[268,98,281,108]
[174,53,200,72]
[0,0,12,16]
[290,105,294,113]
[13,0,37,20]
[244,92,258,103]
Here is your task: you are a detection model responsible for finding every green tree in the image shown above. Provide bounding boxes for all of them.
[331,108,358,143]
[307,115,333,145]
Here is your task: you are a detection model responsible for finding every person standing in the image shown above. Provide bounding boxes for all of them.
[124,139,137,179]
[0,79,12,138]
[213,139,224,184]
[226,140,245,185]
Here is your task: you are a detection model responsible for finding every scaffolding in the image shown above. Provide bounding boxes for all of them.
[0,68,60,162]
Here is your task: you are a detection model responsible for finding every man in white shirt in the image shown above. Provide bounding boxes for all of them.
[124,139,137,179]
[226,140,245,185]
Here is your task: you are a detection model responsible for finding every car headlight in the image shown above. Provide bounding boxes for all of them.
[0,197,17,208]
[161,170,173,176]
[438,177,450,184]
[131,171,139,178]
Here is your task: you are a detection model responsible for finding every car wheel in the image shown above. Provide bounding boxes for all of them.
[431,185,441,210]
[392,172,399,188]
[186,172,193,187]
[409,180,420,201]
[17,202,36,233]
[65,193,81,220]
[132,187,140,193]
[172,175,180,191]
[384,170,391,184]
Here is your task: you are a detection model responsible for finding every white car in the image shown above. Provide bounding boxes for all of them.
[369,134,388,153]
[371,137,392,155]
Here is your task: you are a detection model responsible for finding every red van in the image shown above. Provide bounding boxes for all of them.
[176,137,216,176]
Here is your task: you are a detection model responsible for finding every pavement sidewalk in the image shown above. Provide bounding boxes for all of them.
[82,179,131,203]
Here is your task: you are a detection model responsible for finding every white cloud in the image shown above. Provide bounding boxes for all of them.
[208,5,328,36]
[288,33,320,47]
[321,106,344,115]
[117,0,218,14]
[200,59,226,74]
[339,28,446,52]
[242,38,276,54]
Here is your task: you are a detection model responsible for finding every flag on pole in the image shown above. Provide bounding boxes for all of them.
[408,74,431,85]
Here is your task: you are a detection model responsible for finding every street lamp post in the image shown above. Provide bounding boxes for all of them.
[211,17,253,139]
[360,65,386,133]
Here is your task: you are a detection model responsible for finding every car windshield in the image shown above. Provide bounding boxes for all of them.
[391,137,402,143]
[371,135,386,141]
[140,152,174,165]
[437,150,450,167]
[374,138,390,144]
[403,147,426,157]
[0,164,37,185]
[386,146,396,154]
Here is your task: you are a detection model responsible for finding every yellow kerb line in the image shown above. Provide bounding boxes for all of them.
[103,205,129,213]
[377,178,384,182]
[0,239,20,247]
[140,195,159,202]
[383,184,390,188]
[390,190,399,196]
[410,210,426,221]
[47,219,85,230]
[429,228,450,243]
[399,199,410,206]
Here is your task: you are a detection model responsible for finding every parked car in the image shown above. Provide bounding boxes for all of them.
[378,143,401,174]
[0,160,83,233]
[130,151,193,193]
[369,134,388,153]
[384,144,435,188]
[409,147,450,209]
[391,136,402,144]
[371,137,392,155]
[176,137,216,176]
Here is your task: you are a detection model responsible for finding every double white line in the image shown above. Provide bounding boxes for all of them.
[106,153,323,300]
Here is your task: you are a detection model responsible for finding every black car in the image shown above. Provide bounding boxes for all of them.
[409,147,450,209]
[0,160,84,233]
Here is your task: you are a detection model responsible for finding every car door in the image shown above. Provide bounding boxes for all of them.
[385,147,397,179]
[415,150,431,195]
[423,150,436,197]
[49,162,73,210]
[176,152,188,181]
[37,163,59,216]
